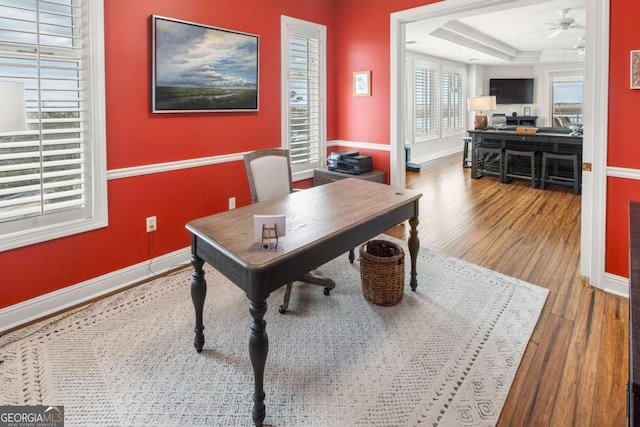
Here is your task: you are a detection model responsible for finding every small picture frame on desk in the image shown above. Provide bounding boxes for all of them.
[523,107,531,116]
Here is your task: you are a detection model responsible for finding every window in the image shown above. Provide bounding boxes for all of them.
[441,68,465,135]
[0,0,106,251]
[414,62,437,140]
[281,16,326,179]
[404,55,467,144]
[551,75,583,125]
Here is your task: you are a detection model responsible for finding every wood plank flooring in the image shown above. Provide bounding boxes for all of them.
[385,153,629,426]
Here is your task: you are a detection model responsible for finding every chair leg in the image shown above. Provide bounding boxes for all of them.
[279,283,293,314]
[301,271,336,294]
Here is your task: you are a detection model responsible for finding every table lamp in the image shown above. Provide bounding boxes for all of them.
[468,95,496,130]
[0,81,27,132]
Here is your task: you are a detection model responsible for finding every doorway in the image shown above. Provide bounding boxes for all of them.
[389,0,610,288]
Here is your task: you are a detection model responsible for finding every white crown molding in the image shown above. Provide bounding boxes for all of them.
[0,247,191,333]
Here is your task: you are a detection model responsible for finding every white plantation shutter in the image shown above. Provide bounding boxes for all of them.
[0,0,106,251]
[282,17,325,176]
[414,63,437,140]
[441,68,465,134]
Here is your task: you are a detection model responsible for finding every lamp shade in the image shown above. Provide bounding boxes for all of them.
[467,95,496,112]
[0,81,27,132]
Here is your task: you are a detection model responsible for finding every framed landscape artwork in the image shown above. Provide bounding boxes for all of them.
[152,16,259,112]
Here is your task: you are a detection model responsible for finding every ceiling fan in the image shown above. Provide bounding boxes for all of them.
[544,9,585,38]
[520,9,585,39]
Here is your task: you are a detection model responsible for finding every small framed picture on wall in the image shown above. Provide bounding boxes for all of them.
[632,50,640,89]
[353,71,371,96]
[523,107,531,116]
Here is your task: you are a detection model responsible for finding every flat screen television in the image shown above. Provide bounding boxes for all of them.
[489,78,534,104]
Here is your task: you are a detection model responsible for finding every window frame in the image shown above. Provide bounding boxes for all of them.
[0,0,107,252]
[549,72,584,125]
[413,59,439,143]
[280,15,327,182]
[404,54,467,144]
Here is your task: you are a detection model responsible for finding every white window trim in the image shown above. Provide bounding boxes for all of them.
[0,0,107,252]
[405,54,467,144]
[280,15,327,182]
[547,70,585,122]
[413,59,439,143]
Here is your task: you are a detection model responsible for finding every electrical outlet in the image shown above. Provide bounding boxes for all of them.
[229,197,236,210]
[146,216,157,232]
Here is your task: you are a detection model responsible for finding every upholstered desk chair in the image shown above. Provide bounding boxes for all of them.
[243,148,336,314]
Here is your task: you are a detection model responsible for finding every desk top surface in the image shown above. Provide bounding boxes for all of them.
[186,178,422,270]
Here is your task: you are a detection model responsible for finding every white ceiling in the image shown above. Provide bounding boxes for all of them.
[405,0,587,65]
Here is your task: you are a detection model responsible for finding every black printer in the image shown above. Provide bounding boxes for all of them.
[327,150,373,175]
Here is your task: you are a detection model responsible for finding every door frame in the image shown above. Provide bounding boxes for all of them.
[389,0,610,288]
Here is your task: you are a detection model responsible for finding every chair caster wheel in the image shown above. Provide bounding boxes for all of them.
[324,288,331,296]
[279,305,286,314]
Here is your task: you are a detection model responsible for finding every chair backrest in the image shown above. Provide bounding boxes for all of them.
[244,148,294,203]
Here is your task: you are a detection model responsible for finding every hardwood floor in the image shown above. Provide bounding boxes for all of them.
[386,153,629,426]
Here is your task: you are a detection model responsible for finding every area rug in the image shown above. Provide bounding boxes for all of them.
[0,245,548,426]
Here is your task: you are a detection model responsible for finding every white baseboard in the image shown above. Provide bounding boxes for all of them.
[0,247,192,334]
[410,146,462,166]
[603,272,629,298]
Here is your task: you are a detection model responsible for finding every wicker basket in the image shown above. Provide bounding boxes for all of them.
[359,239,405,306]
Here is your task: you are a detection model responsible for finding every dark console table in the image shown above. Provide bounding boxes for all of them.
[313,167,386,186]
[467,129,583,180]
[506,115,538,126]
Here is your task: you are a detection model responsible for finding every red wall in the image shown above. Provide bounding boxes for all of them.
[0,0,336,309]
[1,0,639,311]
[606,0,640,277]
[333,0,436,174]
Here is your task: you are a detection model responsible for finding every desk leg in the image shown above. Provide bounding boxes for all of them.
[190,255,207,353]
[249,300,268,427]
[408,216,420,291]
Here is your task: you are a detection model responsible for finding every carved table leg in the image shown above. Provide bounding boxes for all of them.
[408,216,420,291]
[190,255,207,353]
[349,248,355,263]
[249,300,268,426]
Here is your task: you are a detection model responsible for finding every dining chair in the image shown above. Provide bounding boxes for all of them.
[243,148,336,314]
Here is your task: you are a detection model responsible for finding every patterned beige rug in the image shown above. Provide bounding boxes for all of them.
[0,244,547,426]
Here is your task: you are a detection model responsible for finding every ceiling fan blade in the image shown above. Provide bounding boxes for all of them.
[547,29,562,39]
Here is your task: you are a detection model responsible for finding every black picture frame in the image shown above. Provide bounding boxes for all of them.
[151,15,259,113]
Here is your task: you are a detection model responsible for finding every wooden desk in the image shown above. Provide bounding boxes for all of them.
[186,178,422,426]
[468,129,583,179]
